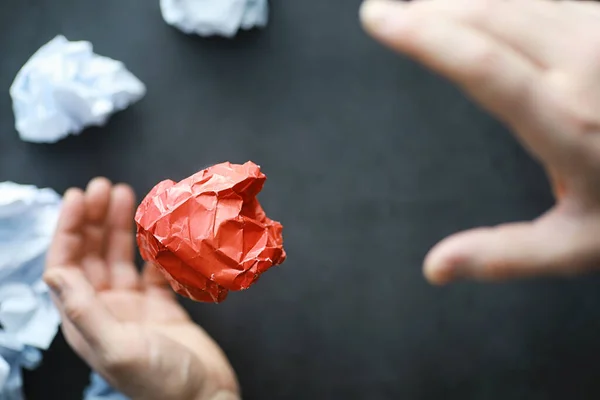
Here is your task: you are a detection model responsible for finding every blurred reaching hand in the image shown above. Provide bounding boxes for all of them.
[360,0,600,284]
[44,178,239,400]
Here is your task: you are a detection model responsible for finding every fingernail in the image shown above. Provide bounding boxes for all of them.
[360,0,402,31]
[44,271,67,297]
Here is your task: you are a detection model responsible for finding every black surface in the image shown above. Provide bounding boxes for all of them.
[2,1,600,399]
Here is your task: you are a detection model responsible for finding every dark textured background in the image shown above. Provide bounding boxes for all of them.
[2,1,600,399]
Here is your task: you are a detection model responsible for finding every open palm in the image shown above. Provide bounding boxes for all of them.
[45,178,238,400]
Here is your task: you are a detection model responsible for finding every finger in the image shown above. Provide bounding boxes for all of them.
[43,267,123,355]
[84,177,112,254]
[46,188,86,269]
[142,263,175,298]
[83,178,112,290]
[359,2,540,124]
[106,184,140,290]
[424,208,600,284]
[405,0,572,67]
[359,1,566,162]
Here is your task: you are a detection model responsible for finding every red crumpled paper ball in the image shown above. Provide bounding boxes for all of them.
[135,161,286,303]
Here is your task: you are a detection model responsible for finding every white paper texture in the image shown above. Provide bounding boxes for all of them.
[0,182,62,399]
[160,0,268,38]
[10,35,146,143]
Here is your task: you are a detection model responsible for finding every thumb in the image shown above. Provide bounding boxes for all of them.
[424,207,600,284]
[44,267,121,352]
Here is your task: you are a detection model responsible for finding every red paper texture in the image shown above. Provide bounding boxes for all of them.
[135,161,286,303]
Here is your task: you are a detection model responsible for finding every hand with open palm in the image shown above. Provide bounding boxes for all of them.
[361,0,600,284]
[45,178,239,400]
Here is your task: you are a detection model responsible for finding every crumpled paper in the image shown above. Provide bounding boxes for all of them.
[0,182,61,399]
[160,0,269,38]
[10,35,146,143]
[0,340,43,400]
[0,182,128,399]
[135,161,286,303]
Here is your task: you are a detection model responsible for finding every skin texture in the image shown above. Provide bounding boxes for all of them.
[360,0,600,285]
[44,178,239,400]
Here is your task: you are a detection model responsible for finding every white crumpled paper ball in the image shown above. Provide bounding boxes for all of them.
[0,182,62,399]
[160,0,269,38]
[10,35,146,143]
